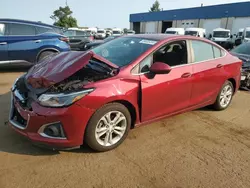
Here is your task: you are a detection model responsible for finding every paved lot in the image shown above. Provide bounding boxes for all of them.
[0,71,250,188]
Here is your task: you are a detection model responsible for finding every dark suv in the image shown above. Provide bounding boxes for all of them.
[0,19,70,67]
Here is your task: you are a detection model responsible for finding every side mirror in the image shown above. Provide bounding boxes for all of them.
[149,62,171,74]
[197,34,200,37]
[230,35,233,38]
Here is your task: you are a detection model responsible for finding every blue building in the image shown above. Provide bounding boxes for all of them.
[129,1,250,35]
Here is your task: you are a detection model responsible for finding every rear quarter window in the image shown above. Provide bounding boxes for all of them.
[191,40,214,62]
[213,46,223,58]
[36,26,54,34]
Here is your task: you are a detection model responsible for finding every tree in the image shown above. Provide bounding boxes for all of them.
[50,6,78,28]
[149,0,161,12]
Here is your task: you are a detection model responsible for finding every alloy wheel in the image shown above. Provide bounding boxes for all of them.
[95,111,127,147]
[219,84,233,108]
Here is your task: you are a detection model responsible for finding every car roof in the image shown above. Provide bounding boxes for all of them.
[0,18,62,29]
[123,34,216,43]
[123,34,182,41]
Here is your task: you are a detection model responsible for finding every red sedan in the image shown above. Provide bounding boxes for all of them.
[9,34,242,152]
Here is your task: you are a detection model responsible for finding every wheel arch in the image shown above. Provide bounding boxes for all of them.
[36,48,60,62]
[107,100,137,129]
[228,78,237,94]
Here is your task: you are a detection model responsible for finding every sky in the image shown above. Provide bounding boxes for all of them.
[0,0,248,28]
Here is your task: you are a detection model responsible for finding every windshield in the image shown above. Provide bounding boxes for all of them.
[185,31,198,36]
[165,31,176,34]
[63,30,75,36]
[113,31,121,34]
[92,37,158,67]
[213,31,230,38]
[98,30,105,33]
[127,31,134,34]
[245,31,250,38]
[231,42,250,55]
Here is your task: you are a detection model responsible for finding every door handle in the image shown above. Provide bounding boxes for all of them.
[34,40,41,43]
[0,42,7,45]
[181,72,192,78]
[217,64,223,68]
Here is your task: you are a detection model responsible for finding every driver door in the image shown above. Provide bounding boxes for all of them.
[138,40,193,122]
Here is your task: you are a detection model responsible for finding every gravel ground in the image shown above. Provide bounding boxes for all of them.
[0,71,250,188]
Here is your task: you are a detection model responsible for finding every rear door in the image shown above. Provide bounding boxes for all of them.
[7,23,41,63]
[139,40,193,122]
[189,40,227,106]
[0,23,8,61]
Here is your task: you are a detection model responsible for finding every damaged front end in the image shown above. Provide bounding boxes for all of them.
[13,51,119,108]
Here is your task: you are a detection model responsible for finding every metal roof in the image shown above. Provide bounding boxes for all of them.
[0,18,62,28]
[130,1,250,22]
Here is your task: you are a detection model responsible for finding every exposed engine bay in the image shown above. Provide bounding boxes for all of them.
[48,59,118,93]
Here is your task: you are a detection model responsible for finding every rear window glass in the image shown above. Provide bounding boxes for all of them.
[9,23,36,36]
[0,23,5,36]
[191,40,214,62]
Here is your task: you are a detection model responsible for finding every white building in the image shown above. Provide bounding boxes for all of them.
[129,2,250,36]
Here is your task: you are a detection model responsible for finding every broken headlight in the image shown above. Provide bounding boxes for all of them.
[38,88,94,107]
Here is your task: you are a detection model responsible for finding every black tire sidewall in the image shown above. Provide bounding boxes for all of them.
[38,51,57,62]
[85,103,131,152]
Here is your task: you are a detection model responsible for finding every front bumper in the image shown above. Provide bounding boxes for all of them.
[9,92,95,149]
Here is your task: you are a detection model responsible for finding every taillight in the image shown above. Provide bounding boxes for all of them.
[89,36,94,41]
[60,37,69,43]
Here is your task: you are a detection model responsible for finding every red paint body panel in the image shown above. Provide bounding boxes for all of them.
[10,94,94,148]
[140,65,193,121]
[9,35,242,149]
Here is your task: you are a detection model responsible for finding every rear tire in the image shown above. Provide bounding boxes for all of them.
[37,51,58,62]
[212,81,234,111]
[85,103,131,152]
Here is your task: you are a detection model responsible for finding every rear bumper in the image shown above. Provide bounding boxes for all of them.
[9,92,95,149]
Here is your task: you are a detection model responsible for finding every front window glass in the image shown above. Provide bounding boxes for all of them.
[185,31,198,36]
[238,32,243,37]
[245,31,250,38]
[213,31,229,38]
[165,31,176,34]
[92,37,158,67]
[231,42,250,55]
[0,24,5,36]
[98,30,105,33]
[191,40,214,62]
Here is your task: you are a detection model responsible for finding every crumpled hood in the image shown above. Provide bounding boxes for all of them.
[26,51,118,89]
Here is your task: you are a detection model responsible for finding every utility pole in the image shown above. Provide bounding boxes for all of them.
[198,4,203,27]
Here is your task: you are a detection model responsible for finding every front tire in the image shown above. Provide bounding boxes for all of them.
[212,81,234,111]
[37,51,58,62]
[85,103,131,152]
